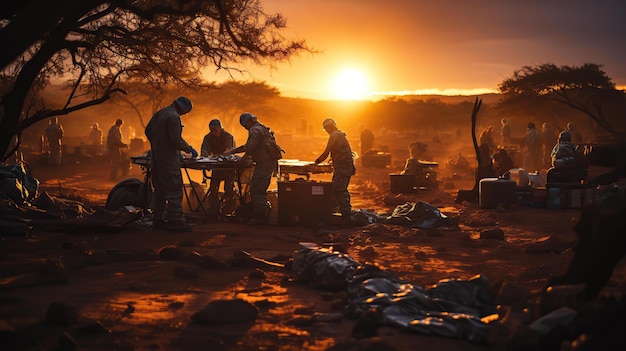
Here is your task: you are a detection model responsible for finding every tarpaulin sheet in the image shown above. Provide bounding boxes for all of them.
[293,243,497,342]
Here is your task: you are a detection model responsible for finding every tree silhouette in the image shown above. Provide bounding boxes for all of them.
[203,81,280,131]
[0,0,308,162]
[498,63,626,136]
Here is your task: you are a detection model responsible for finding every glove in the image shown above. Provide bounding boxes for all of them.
[190,147,198,158]
[178,152,184,162]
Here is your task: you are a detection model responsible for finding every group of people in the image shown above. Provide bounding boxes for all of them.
[479,118,586,180]
[144,97,356,232]
[44,117,129,181]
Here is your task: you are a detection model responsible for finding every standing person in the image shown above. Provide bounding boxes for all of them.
[522,122,542,173]
[145,96,198,232]
[45,117,64,165]
[500,118,511,147]
[224,112,281,225]
[89,122,103,154]
[314,118,356,226]
[107,119,129,181]
[201,119,237,218]
[567,122,583,145]
[360,124,375,156]
[541,122,557,168]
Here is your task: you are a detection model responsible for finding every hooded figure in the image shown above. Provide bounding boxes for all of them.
[551,131,577,168]
[314,118,356,226]
[145,96,198,232]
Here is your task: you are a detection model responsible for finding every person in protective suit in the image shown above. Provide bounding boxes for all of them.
[145,96,198,232]
[224,112,280,225]
[201,119,237,218]
[107,119,129,181]
[314,118,356,226]
[45,117,64,165]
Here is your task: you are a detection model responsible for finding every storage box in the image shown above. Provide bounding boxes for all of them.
[479,178,516,209]
[278,181,333,226]
[361,152,392,168]
[530,187,547,208]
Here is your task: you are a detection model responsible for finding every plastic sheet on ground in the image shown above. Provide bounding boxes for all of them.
[385,201,450,228]
[293,242,498,342]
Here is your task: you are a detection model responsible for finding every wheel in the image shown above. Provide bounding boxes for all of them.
[105,178,150,211]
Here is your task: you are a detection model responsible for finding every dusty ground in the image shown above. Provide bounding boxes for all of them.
[1,140,625,351]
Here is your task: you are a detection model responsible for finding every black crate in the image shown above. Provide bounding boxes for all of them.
[278,181,333,226]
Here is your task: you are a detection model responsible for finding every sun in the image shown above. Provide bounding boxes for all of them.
[332,69,368,100]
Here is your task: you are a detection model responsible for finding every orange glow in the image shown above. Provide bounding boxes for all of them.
[331,69,368,100]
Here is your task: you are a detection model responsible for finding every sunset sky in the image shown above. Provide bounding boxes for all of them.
[213,0,626,101]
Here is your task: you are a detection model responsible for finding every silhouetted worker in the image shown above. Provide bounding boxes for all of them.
[145,97,198,232]
[107,119,129,181]
[478,126,496,178]
[541,122,557,168]
[314,118,356,226]
[360,124,375,156]
[201,119,236,218]
[567,122,583,145]
[500,118,511,146]
[45,117,64,165]
[224,112,281,225]
[89,122,103,154]
[522,122,542,172]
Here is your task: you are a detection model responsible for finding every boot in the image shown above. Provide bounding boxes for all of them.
[167,220,193,233]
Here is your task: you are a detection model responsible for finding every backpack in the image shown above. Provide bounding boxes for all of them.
[263,127,285,161]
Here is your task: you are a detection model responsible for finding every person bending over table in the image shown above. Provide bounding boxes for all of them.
[314,118,356,227]
[145,96,198,232]
[201,119,237,218]
[223,112,280,225]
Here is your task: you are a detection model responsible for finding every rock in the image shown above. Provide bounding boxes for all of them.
[191,299,258,324]
[45,302,79,325]
[248,268,266,279]
[158,245,185,260]
[480,228,505,240]
[174,266,198,279]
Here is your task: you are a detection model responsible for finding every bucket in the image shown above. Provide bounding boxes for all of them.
[479,178,516,209]
[390,174,417,193]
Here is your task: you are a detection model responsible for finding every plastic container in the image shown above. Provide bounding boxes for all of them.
[509,168,530,187]
[479,178,516,209]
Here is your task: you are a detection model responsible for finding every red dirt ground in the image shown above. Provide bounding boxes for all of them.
[1,137,625,351]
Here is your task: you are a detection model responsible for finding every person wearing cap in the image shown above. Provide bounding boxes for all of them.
[145,96,199,232]
[314,118,356,226]
[201,119,236,218]
[522,121,542,172]
[223,112,279,225]
[107,118,129,180]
